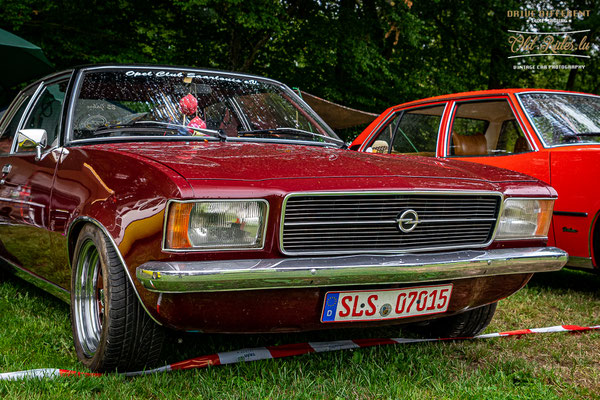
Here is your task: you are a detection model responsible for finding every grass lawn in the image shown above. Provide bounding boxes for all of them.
[0,268,598,399]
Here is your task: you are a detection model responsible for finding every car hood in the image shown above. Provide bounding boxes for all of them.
[102,142,541,192]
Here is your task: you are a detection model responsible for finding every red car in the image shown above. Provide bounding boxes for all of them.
[0,66,566,372]
[352,89,600,272]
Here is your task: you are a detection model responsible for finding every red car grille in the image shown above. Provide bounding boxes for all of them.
[280,192,502,255]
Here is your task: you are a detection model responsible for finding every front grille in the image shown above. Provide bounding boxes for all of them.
[280,192,502,255]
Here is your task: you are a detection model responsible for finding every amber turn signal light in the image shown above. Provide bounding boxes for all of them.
[165,202,194,249]
[535,200,554,237]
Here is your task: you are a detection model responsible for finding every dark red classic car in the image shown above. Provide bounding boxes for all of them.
[351,89,600,271]
[0,65,566,372]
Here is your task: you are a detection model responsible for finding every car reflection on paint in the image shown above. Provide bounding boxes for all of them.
[0,65,567,372]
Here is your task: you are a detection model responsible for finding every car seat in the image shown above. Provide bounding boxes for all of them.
[452,132,487,156]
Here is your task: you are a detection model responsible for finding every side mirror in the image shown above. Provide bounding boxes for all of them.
[17,129,47,160]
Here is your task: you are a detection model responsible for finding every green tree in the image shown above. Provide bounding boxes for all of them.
[0,0,597,113]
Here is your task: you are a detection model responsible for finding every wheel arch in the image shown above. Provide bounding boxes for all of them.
[66,216,163,325]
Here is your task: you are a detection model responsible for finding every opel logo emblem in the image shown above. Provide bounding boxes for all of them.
[397,209,419,233]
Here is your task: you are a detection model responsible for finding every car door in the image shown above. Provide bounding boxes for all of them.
[0,75,71,287]
[442,97,550,184]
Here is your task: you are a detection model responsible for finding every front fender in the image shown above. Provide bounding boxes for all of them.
[55,146,193,323]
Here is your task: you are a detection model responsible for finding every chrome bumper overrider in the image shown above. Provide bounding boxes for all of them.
[136,247,567,293]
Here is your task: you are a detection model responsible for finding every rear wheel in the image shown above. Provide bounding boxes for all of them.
[410,303,497,338]
[70,224,164,372]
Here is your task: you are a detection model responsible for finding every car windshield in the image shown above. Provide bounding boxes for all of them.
[519,93,600,146]
[70,68,342,147]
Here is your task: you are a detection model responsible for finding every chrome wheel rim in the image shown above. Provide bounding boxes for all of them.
[73,239,103,357]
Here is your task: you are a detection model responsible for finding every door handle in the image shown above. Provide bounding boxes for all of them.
[0,164,11,184]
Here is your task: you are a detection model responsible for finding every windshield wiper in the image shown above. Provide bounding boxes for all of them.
[93,121,227,141]
[237,127,344,147]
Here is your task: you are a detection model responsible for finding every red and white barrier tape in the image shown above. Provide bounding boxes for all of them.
[1,324,598,381]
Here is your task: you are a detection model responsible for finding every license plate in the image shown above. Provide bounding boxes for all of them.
[321,284,453,323]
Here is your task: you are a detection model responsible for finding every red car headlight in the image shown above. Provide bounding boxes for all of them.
[164,200,269,250]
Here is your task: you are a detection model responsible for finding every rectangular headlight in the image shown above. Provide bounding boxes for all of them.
[495,198,554,240]
[164,200,268,250]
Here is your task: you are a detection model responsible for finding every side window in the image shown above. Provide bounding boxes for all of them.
[20,80,68,151]
[367,105,444,156]
[392,107,443,156]
[0,94,31,154]
[449,100,530,156]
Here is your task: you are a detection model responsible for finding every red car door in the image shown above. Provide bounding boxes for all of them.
[0,76,71,288]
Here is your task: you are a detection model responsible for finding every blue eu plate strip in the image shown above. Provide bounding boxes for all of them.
[321,293,340,322]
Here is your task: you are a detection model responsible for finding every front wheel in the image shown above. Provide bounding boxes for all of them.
[70,224,164,372]
[410,303,497,338]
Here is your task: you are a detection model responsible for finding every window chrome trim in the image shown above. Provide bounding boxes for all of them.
[8,83,44,154]
[64,68,84,146]
[279,190,504,256]
[515,91,600,149]
[443,96,538,157]
[442,101,457,157]
[435,103,449,156]
[361,102,449,155]
[65,65,339,146]
[509,95,540,152]
[12,75,71,155]
[161,198,270,252]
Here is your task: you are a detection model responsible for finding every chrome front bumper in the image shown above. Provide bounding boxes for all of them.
[136,247,567,293]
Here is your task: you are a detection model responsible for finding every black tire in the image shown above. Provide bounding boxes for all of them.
[410,303,497,338]
[70,224,164,372]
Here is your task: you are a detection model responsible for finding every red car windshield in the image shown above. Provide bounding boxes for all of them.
[70,68,341,146]
[519,93,600,146]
